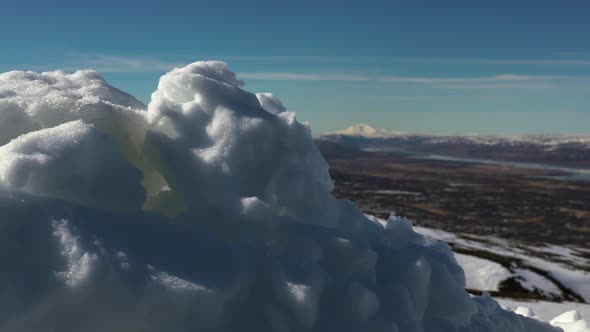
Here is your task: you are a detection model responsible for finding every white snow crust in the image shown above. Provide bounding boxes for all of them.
[0,61,577,331]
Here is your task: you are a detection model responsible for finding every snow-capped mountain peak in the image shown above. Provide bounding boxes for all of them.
[328,123,403,138]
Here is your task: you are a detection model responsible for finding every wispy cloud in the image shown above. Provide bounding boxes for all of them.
[3,52,583,91]
[64,54,187,73]
[239,72,558,89]
[0,53,187,73]
[379,74,543,84]
[239,72,370,81]
[240,72,544,83]
[6,50,590,74]
[51,52,590,72]
[436,83,552,90]
[440,58,590,67]
[13,51,590,74]
[220,55,590,67]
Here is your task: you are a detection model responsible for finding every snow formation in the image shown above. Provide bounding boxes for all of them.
[0,62,578,331]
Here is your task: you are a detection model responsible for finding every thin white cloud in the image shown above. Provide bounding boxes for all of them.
[378,74,542,84]
[239,72,558,89]
[3,52,583,92]
[435,83,553,90]
[69,55,186,73]
[57,53,590,72]
[219,55,590,67]
[445,58,590,66]
[7,51,590,73]
[239,72,370,81]
[5,52,189,73]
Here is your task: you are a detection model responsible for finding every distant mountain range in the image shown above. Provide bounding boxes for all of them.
[323,124,590,147]
[318,124,590,168]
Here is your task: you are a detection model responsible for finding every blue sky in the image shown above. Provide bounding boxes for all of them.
[1,0,590,134]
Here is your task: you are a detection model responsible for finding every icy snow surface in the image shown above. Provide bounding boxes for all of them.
[0,62,579,331]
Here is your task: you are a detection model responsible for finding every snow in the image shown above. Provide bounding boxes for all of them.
[551,311,590,332]
[499,299,590,322]
[454,253,513,292]
[524,257,590,303]
[503,301,590,332]
[0,61,579,331]
[0,121,145,211]
[515,306,537,318]
[514,268,562,297]
[52,219,98,287]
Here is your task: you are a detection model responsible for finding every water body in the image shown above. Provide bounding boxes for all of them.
[363,147,590,182]
[365,190,422,196]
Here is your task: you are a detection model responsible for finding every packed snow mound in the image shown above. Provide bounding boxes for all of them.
[0,121,145,211]
[0,69,146,145]
[0,61,566,332]
[144,61,334,218]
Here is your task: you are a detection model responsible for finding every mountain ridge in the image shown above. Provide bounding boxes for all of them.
[321,124,590,147]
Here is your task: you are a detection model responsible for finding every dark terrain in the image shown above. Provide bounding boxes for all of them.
[317,140,590,248]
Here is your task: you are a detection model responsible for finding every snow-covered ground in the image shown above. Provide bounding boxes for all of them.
[414,225,590,303]
[454,253,513,292]
[513,268,562,298]
[501,299,590,332]
[498,299,590,322]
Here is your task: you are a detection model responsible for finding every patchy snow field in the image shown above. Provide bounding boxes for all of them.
[414,225,590,303]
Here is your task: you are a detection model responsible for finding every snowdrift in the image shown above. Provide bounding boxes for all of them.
[0,62,583,331]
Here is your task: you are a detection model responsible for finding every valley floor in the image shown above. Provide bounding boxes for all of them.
[319,143,589,309]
